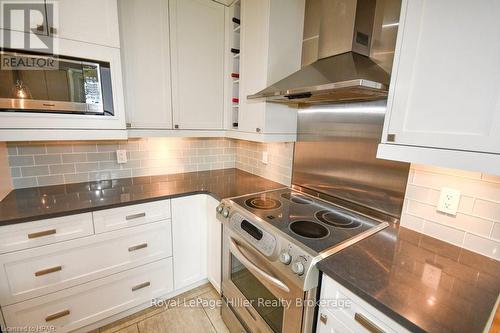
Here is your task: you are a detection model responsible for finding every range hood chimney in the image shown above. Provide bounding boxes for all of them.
[248,0,401,105]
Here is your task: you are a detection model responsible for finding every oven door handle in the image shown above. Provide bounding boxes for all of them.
[230,238,290,293]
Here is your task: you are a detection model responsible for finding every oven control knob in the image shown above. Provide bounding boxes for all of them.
[279,251,292,265]
[291,261,305,276]
[222,208,230,218]
[216,204,224,214]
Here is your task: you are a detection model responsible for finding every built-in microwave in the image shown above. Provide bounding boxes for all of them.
[0,50,114,116]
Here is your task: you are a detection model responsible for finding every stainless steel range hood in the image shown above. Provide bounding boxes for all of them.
[248,0,401,105]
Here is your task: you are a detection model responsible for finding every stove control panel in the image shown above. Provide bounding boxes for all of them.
[228,212,277,257]
[279,242,314,279]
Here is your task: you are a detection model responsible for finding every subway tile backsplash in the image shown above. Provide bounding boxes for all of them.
[401,164,500,260]
[6,138,294,189]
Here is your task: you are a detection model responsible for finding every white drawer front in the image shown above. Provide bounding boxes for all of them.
[0,213,93,254]
[93,200,171,233]
[3,258,173,333]
[319,276,410,333]
[0,220,172,305]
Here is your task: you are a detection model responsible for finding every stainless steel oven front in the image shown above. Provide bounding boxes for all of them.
[221,224,317,333]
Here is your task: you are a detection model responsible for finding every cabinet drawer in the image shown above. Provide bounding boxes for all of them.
[0,220,172,305]
[320,276,410,333]
[93,200,171,233]
[0,213,93,254]
[3,258,173,333]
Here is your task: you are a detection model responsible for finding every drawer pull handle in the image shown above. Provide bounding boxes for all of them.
[125,212,146,220]
[28,229,56,239]
[45,309,70,322]
[132,281,151,292]
[320,313,328,324]
[128,243,148,252]
[35,265,62,277]
[354,313,385,333]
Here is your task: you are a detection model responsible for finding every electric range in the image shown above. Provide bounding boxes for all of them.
[217,187,389,333]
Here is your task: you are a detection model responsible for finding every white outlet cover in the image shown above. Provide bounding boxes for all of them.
[116,150,127,164]
[437,187,461,215]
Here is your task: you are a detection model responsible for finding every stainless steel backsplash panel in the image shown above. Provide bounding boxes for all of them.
[292,100,410,220]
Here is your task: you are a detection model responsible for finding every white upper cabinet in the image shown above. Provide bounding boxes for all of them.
[169,0,225,130]
[235,0,305,138]
[118,0,173,129]
[379,0,500,174]
[49,0,120,47]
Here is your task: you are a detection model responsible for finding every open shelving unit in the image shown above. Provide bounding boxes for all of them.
[229,0,241,129]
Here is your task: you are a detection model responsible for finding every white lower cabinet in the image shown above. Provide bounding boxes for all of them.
[317,276,410,333]
[0,220,172,305]
[206,195,222,293]
[0,194,221,331]
[171,194,208,290]
[2,258,173,333]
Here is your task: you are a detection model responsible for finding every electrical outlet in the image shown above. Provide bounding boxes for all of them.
[262,151,268,165]
[437,187,461,215]
[116,150,127,164]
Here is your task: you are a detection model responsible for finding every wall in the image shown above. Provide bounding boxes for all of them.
[235,140,294,186]
[401,164,500,260]
[0,142,13,201]
[5,138,294,189]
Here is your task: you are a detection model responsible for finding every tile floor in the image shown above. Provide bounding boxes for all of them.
[94,284,229,333]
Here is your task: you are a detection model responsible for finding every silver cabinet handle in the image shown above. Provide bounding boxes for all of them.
[354,313,385,333]
[125,212,146,220]
[28,229,56,239]
[36,24,45,32]
[131,281,151,291]
[320,313,328,324]
[229,238,290,293]
[128,243,148,252]
[35,265,62,277]
[45,309,70,322]
[49,26,57,34]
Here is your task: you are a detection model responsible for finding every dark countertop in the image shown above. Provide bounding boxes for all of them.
[0,168,285,225]
[318,224,500,333]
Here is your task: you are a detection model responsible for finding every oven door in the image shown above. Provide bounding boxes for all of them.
[222,226,305,333]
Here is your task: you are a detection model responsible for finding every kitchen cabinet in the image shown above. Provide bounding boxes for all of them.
[0,0,47,36]
[206,195,222,293]
[118,0,173,129]
[3,259,173,333]
[170,0,225,130]
[378,0,500,175]
[317,275,411,333]
[0,0,120,47]
[233,0,304,140]
[49,0,120,47]
[171,195,208,290]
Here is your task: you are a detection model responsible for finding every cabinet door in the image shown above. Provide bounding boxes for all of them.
[118,0,173,129]
[49,0,120,47]
[170,0,224,129]
[206,196,221,293]
[385,0,500,154]
[171,195,208,290]
[0,0,47,36]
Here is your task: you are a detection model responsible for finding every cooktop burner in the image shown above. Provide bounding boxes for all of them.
[231,188,383,253]
[315,210,361,229]
[281,192,313,204]
[289,220,329,239]
[245,197,281,210]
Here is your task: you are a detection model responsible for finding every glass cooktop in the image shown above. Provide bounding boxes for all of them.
[231,188,383,253]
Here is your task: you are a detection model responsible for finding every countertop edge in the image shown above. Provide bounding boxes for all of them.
[0,189,219,225]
